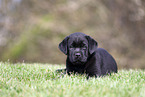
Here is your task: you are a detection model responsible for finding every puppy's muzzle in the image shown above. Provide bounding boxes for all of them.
[74,51,82,60]
[75,52,81,58]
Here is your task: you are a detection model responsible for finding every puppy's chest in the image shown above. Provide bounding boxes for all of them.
[67,65,85,74]
[67,64,96,75]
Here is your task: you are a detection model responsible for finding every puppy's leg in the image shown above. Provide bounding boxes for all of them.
[55,69,67,78]
[86,74,102,79]
[56,69,66,73]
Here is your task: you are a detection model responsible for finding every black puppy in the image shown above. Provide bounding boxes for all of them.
[57,32,117,77]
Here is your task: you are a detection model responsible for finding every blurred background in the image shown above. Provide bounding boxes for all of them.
[0,0,145,69]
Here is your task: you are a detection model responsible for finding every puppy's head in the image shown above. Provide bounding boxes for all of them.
[59,32,98,65]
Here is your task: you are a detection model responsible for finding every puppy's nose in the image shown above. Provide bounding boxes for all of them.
[75,53,81,57]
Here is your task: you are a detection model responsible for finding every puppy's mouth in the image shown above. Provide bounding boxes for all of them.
[72,56,87,65]
[72,60,85,65]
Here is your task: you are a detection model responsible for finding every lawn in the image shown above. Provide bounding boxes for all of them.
[0,62,145,97]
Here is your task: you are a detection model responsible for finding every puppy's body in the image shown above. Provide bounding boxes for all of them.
[66,48,117,77]
[58,32,117,77]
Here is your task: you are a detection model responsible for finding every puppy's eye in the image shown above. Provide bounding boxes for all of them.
[70,45,73,48]
[82,46,87,50]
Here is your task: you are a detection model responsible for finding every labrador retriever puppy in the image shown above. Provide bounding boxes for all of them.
[57,32,117,77]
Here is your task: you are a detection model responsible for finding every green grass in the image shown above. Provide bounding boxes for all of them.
[0,62,145,97]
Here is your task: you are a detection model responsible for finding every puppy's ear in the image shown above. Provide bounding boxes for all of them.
[86,36,98,55]
[59,36,69,55]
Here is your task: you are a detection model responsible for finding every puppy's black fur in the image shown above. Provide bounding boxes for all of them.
[57,32,117,77]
